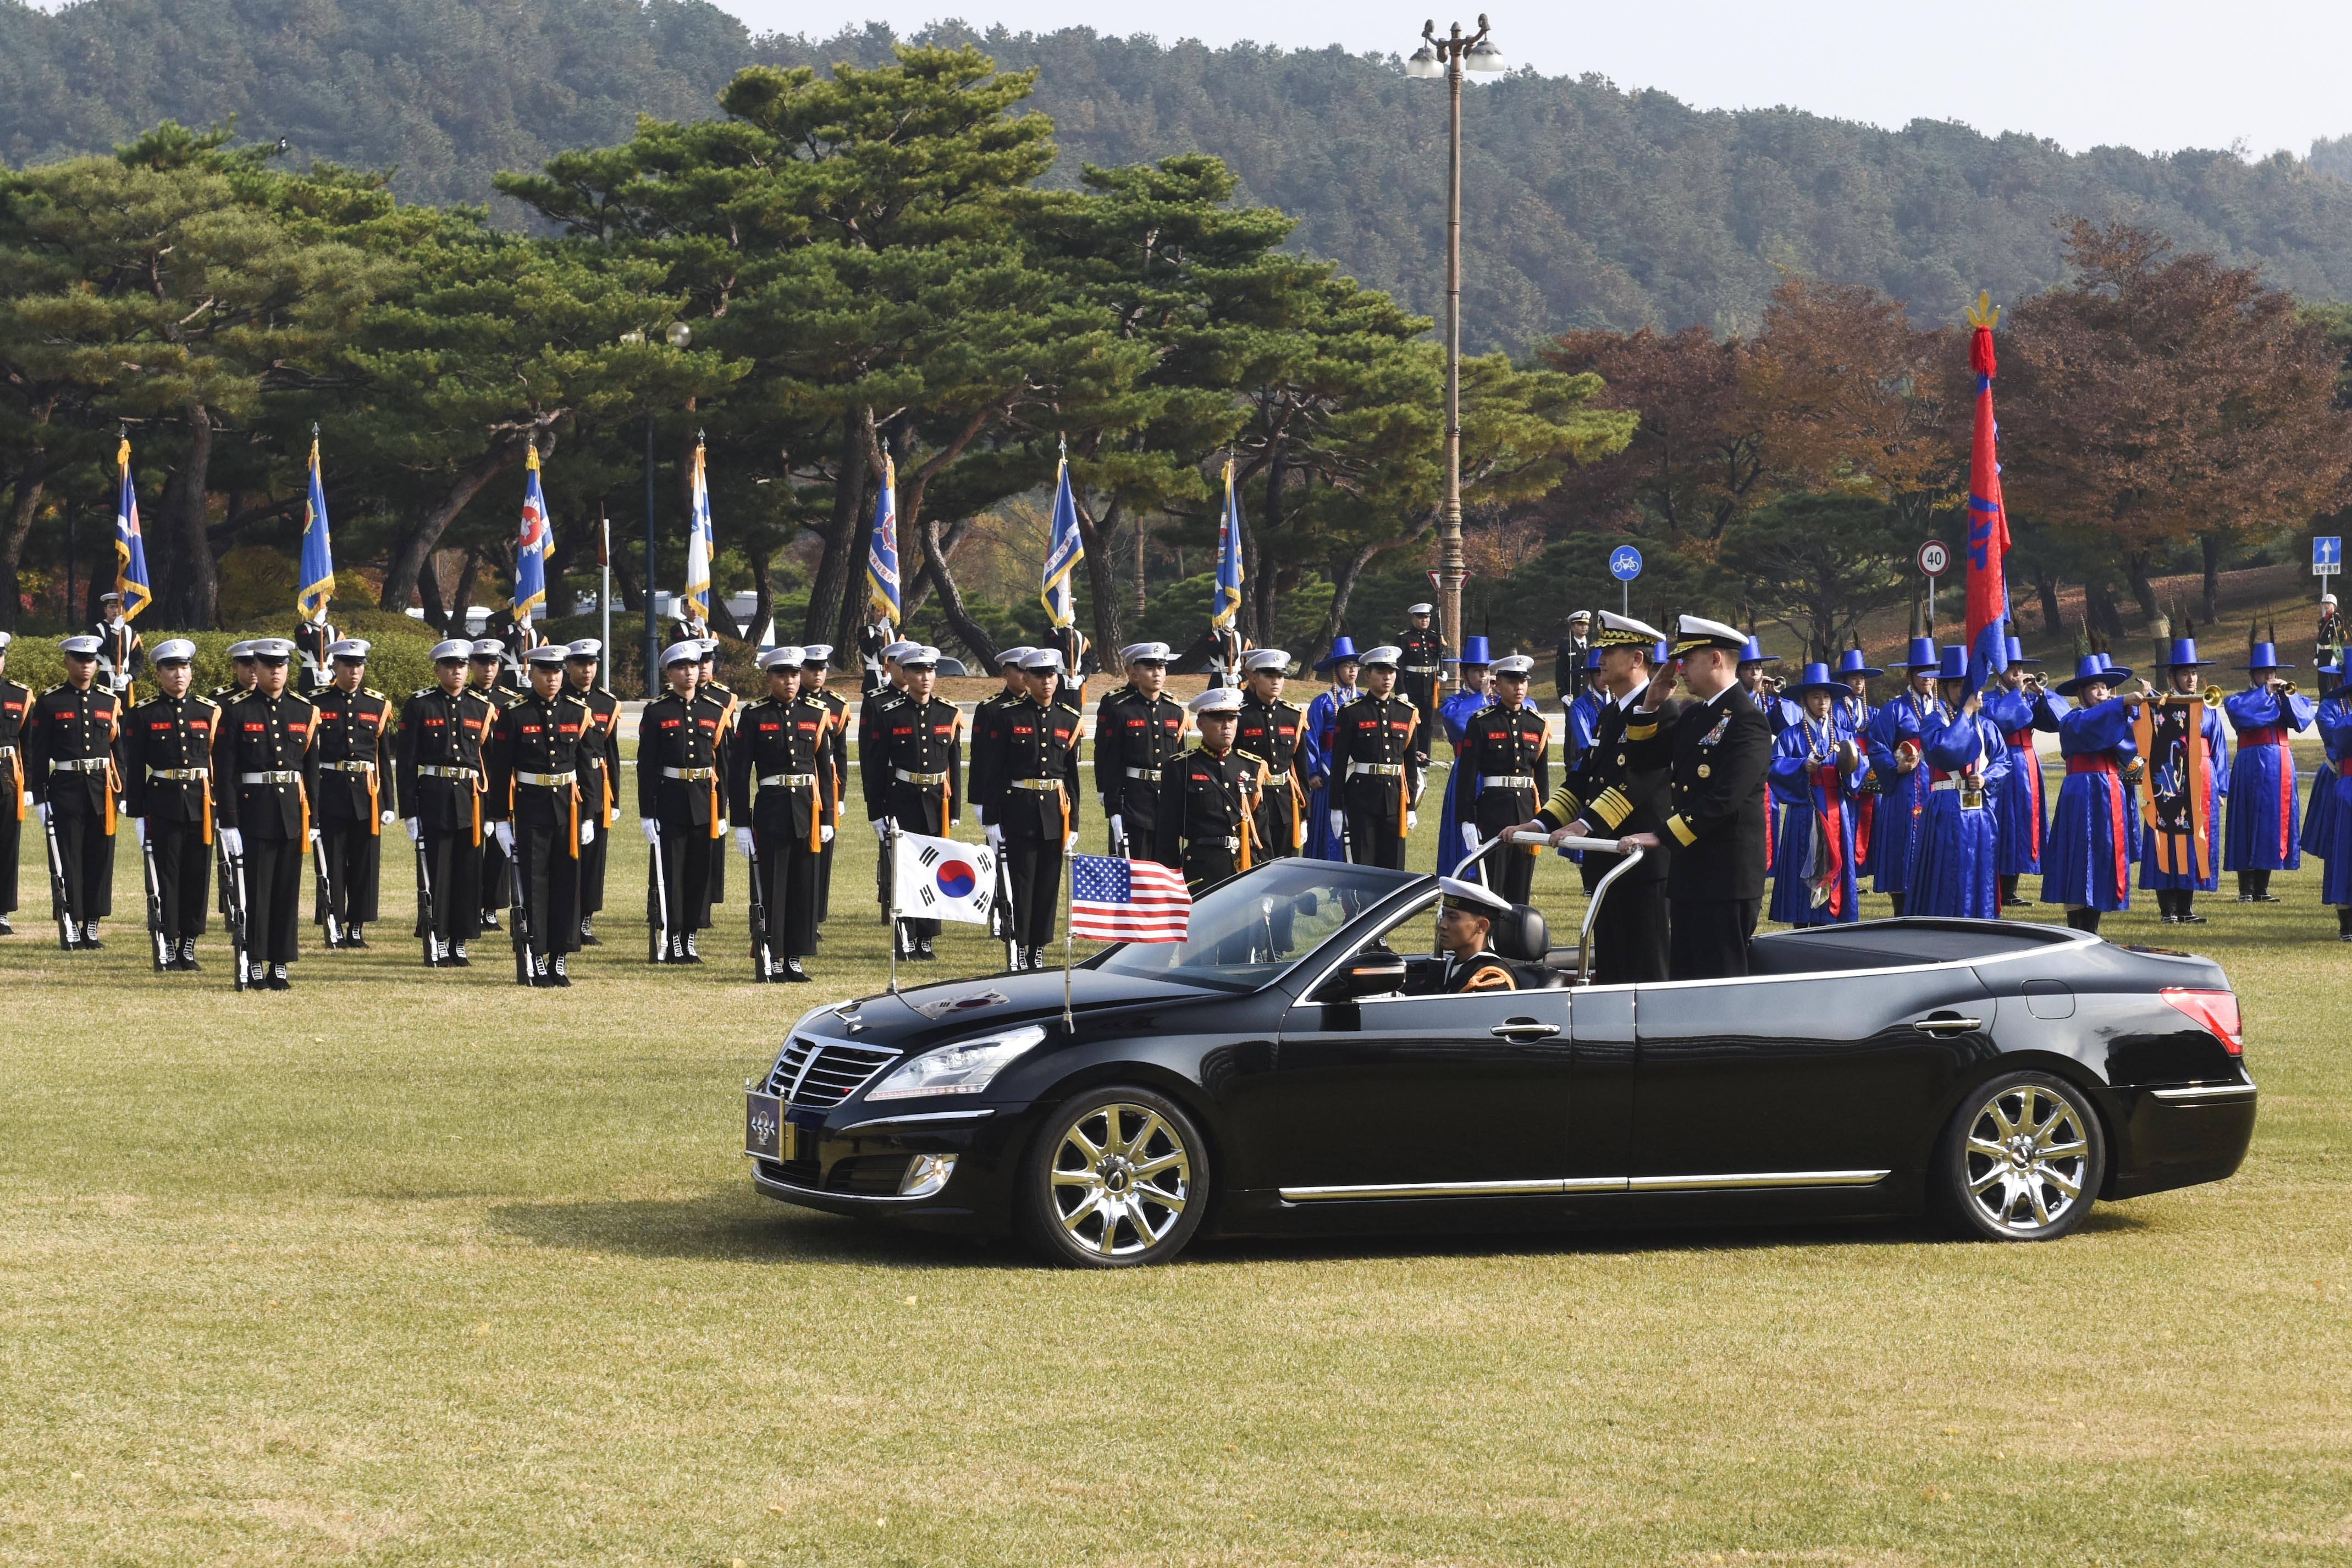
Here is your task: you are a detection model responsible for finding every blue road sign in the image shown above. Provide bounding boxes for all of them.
[1609,545,1643,582]
[2317,535,2343,576]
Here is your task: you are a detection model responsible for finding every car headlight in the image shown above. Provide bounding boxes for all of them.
[865,1025,1047,1102]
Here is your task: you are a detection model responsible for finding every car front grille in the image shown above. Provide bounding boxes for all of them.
[763,1037,899,1108]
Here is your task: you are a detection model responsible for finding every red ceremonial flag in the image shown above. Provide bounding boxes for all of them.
[1964,291,2011,688]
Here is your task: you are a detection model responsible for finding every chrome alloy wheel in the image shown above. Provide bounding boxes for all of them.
[1961,1080,2092,1236]
[1048,1102,1192,1258]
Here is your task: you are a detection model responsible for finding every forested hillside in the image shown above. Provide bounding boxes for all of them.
[9,0,2352,350]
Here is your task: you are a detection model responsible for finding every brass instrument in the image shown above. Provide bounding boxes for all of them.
[2020,671,2047,697]
[2146,682,2223,708]
[1834,737,1862,774]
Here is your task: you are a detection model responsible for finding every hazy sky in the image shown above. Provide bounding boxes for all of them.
[709,0,2351,158]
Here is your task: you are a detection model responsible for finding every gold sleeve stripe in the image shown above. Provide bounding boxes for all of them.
[1625,721,1659,742]
[1589,787,1633,830]
[1665,813,1698,848]
[1537,785,1583,825]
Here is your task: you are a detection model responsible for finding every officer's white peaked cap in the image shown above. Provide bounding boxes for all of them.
[59,634,103,655]
[1243,649,1289,672]
[1358,645,1404,668]
[152,638,197,664]
[429,639,472,661]
[758,646,806,670]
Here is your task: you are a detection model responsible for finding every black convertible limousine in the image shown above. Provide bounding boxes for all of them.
[744,849,2255,1267]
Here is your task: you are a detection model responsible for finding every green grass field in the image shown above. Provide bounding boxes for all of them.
[5,753,2349,1566]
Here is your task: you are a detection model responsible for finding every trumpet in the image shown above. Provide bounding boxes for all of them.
[2020,671,2047,697]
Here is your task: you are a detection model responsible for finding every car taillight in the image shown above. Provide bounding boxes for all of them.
[2160,989,2243,1055]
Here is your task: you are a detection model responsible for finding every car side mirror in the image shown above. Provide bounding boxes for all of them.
[1324,952,1407,1001]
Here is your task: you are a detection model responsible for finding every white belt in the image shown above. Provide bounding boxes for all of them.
[417,764,476,779]
[1348,761,1406,777]
[517,770,576,787]
[1479,775,1538,790]
[894,768,949,785]
[1403,665,1440,675]
[759,772,817,788]
[322,760,377,774]
[1929,777,1987,804]
[148,766,209,781]
[1122,766,1162,781]
[1011,777,1063,792]
[49,756,110,773]
[241,770,302,785]
[662,766,717,781]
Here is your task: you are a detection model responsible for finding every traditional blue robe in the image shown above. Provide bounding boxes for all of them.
[1767,714,1865,926]
[1983,687,2063,876]
[2040,698,2141,912]
[1302,684,1354,861]
[1435,686,1492,874]
[2314,697,2352,904]
[1838,692,1878,877]
[2139,701,2228,892]
[1907,706,2012,918]
[2223,686,2318,871]
[1866,689,1946,895]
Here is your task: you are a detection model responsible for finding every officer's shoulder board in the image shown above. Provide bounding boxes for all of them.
[193,692,219,709]
[1462,961,1516,992]
[363,686,388,700]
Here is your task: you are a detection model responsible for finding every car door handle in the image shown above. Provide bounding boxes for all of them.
[1912,1015,1984,1035]
[1490,1019,1561,1040]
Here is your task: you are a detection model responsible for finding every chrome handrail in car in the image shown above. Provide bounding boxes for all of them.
[1449,830,1647,986]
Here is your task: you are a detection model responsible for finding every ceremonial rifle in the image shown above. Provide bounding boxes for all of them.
[40,809,73,950]
[220,837,252,990]
[310,825,343,948]
[507,835,537,985]
[140,825,168,970]
[746,838,775,981]
[412,831,442,967]
[645,820,670,963]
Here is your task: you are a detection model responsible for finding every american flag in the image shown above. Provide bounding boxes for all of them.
[1069,854,1191,942]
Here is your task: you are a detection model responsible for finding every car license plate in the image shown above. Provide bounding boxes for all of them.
[745,1092,784,1160]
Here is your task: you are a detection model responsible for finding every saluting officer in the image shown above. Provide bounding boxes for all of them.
[24,634,125,948]
[1326,644,1422,870]
[1621,615,1775,981]
[564,640,622,946]
[1396,603,1445,763]
[211,639,320,990]
[1515,612,1680,985]
[1234,649,1310,861]
[117,638,216,969]
[638,641,730,963]
[398,638,498,967]
[483,645,597,985]
[728,646,835,981]
[91,590,143,704]
[798,644,848,924]
[1157,687,1260,890]
[0,631,26,936]
[309,639,396,947]
[1094,642,1184,864]
[468,638,517,931]
[1453,654,1552,902]
[981,648,1080,969]
[865,644,962,961]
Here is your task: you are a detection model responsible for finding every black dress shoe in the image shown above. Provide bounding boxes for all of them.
[267,967,291,991]
[345,933,368,950]
[2180,912,2208,925]
[481,912,501,931]
[2253,893,2281,903]
[781,958,810,982]
[578,931,601,947]
[0,916,14,934]
[75,935,104,951]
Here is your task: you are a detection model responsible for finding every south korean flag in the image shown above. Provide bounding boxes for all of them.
[888,831,1000,926]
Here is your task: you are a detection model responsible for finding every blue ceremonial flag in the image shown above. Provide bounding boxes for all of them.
[1041,443,1083,630]
[296,434,334,620]
[1211,457,1244,630]
[684,438,714,625]
[113,435,152,622]
[512,443,551,623]
[865,452,901,627]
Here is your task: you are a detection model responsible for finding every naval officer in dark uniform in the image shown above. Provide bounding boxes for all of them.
[117,637,217,969]
[1156,686,1258,890]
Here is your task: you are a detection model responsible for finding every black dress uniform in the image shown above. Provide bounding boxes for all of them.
[292,620,338,691]
[699,679,741,923]
[0,671,27,926]
[118,687,218,963]
[1327,691,1422,870]
[1235,692,1309,859]
[859,681,908,921]
[727,692,836,973]
[395,683,496,958]
[1397,625,1445,761]
[979,693,1079,961]
[211,687,322,980]
[1156,743,1258,891]
[1093,681,1185,864]
[24,679,124,935]
[310,682,395,940]
[637,687,730,960]
[1535,691,1683,985]
[472,679,518,927]
[1453,699,1553,904]
[1622,686,1773,980]
[91,618,143,702]
[864,689,962,957]
[1444,946,1518,993]
[483,683,595,980]
[807,680,848,923]
[569,678,622,938]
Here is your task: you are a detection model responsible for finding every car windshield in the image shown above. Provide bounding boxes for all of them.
[1088,860,1419,992]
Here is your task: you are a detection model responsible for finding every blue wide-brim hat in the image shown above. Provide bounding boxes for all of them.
[2003,636,2041,667]
[1583,647,1603,670]
[1935,646,1970,681]
[2239,641,2293,670]
[1313,636,1360,673]
[2055,654,2125,696]
[1900,637,1940,670]
[2161,638,2216,669]
[1738,636,1777,665]
[1834,647,1884,679]
[1460,634,1491,666]
[1783,660,1845,699]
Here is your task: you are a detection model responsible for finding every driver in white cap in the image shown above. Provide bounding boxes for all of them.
[118,637,216,969]
[638,639,730,963]
[1094,641,1183,864]
[1160,687,1258,889]
[24,633,127,948]
[309,639,395,948]
[396,638,499,967]
[1433,877,1519,993]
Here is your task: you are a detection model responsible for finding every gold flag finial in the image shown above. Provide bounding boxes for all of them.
[1965,289,2001,330]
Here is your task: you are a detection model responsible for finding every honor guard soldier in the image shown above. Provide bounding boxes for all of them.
[309,639,396,947]
[639,641,730,963]
[980,647,1080,969]
[859,638,918,922]
[91,591,143,704]
[1094,641,1184,864]
[865,644,962,961]
[1158,687,1259,890]
[293,610,338,692]
[1553,610,1592,700]
[117,638,217,968]
[0,632,26,935]
[1514,613,1680,984]
[1621,615,1775,981]
[1326,644,1422,869]
[968,646,1034,834]
[24,634,125,948]
[1234,649,1310,861]
[564,640,622,945]
[397,639,496,966]
[798,644,848,923]
[1396,604,1444,763]
[468,638,518,931]
[1434,877,1520,993]
[696,639,740,925]
[727,646,835,981]
[1453,654,1552,901]
[483,645,597,985]
[214,641,260,703]
[211,639,320,989]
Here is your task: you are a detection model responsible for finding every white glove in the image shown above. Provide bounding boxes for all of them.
[130,816,146,847]
[820,825,834,844]
[1406,810,1418,832]
[405,817,422,842]
[1108,813,1124,843]
[641,818,660,845]
[985,822,1003,849]
[715,817,728,837]
[1329,809,1345,838]
[871,818,890,843]
[493,821,515,854]
[1462,823,1480,854]
[735,826,754,859]
[219,826,243,855]
[380,809,398,827]
[1064,831,1079,854]
[308,826,322,847]
[579,818,596,846]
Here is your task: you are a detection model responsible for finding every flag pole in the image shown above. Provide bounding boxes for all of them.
[886,820,899,995]
[1062,853,1075,1034]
